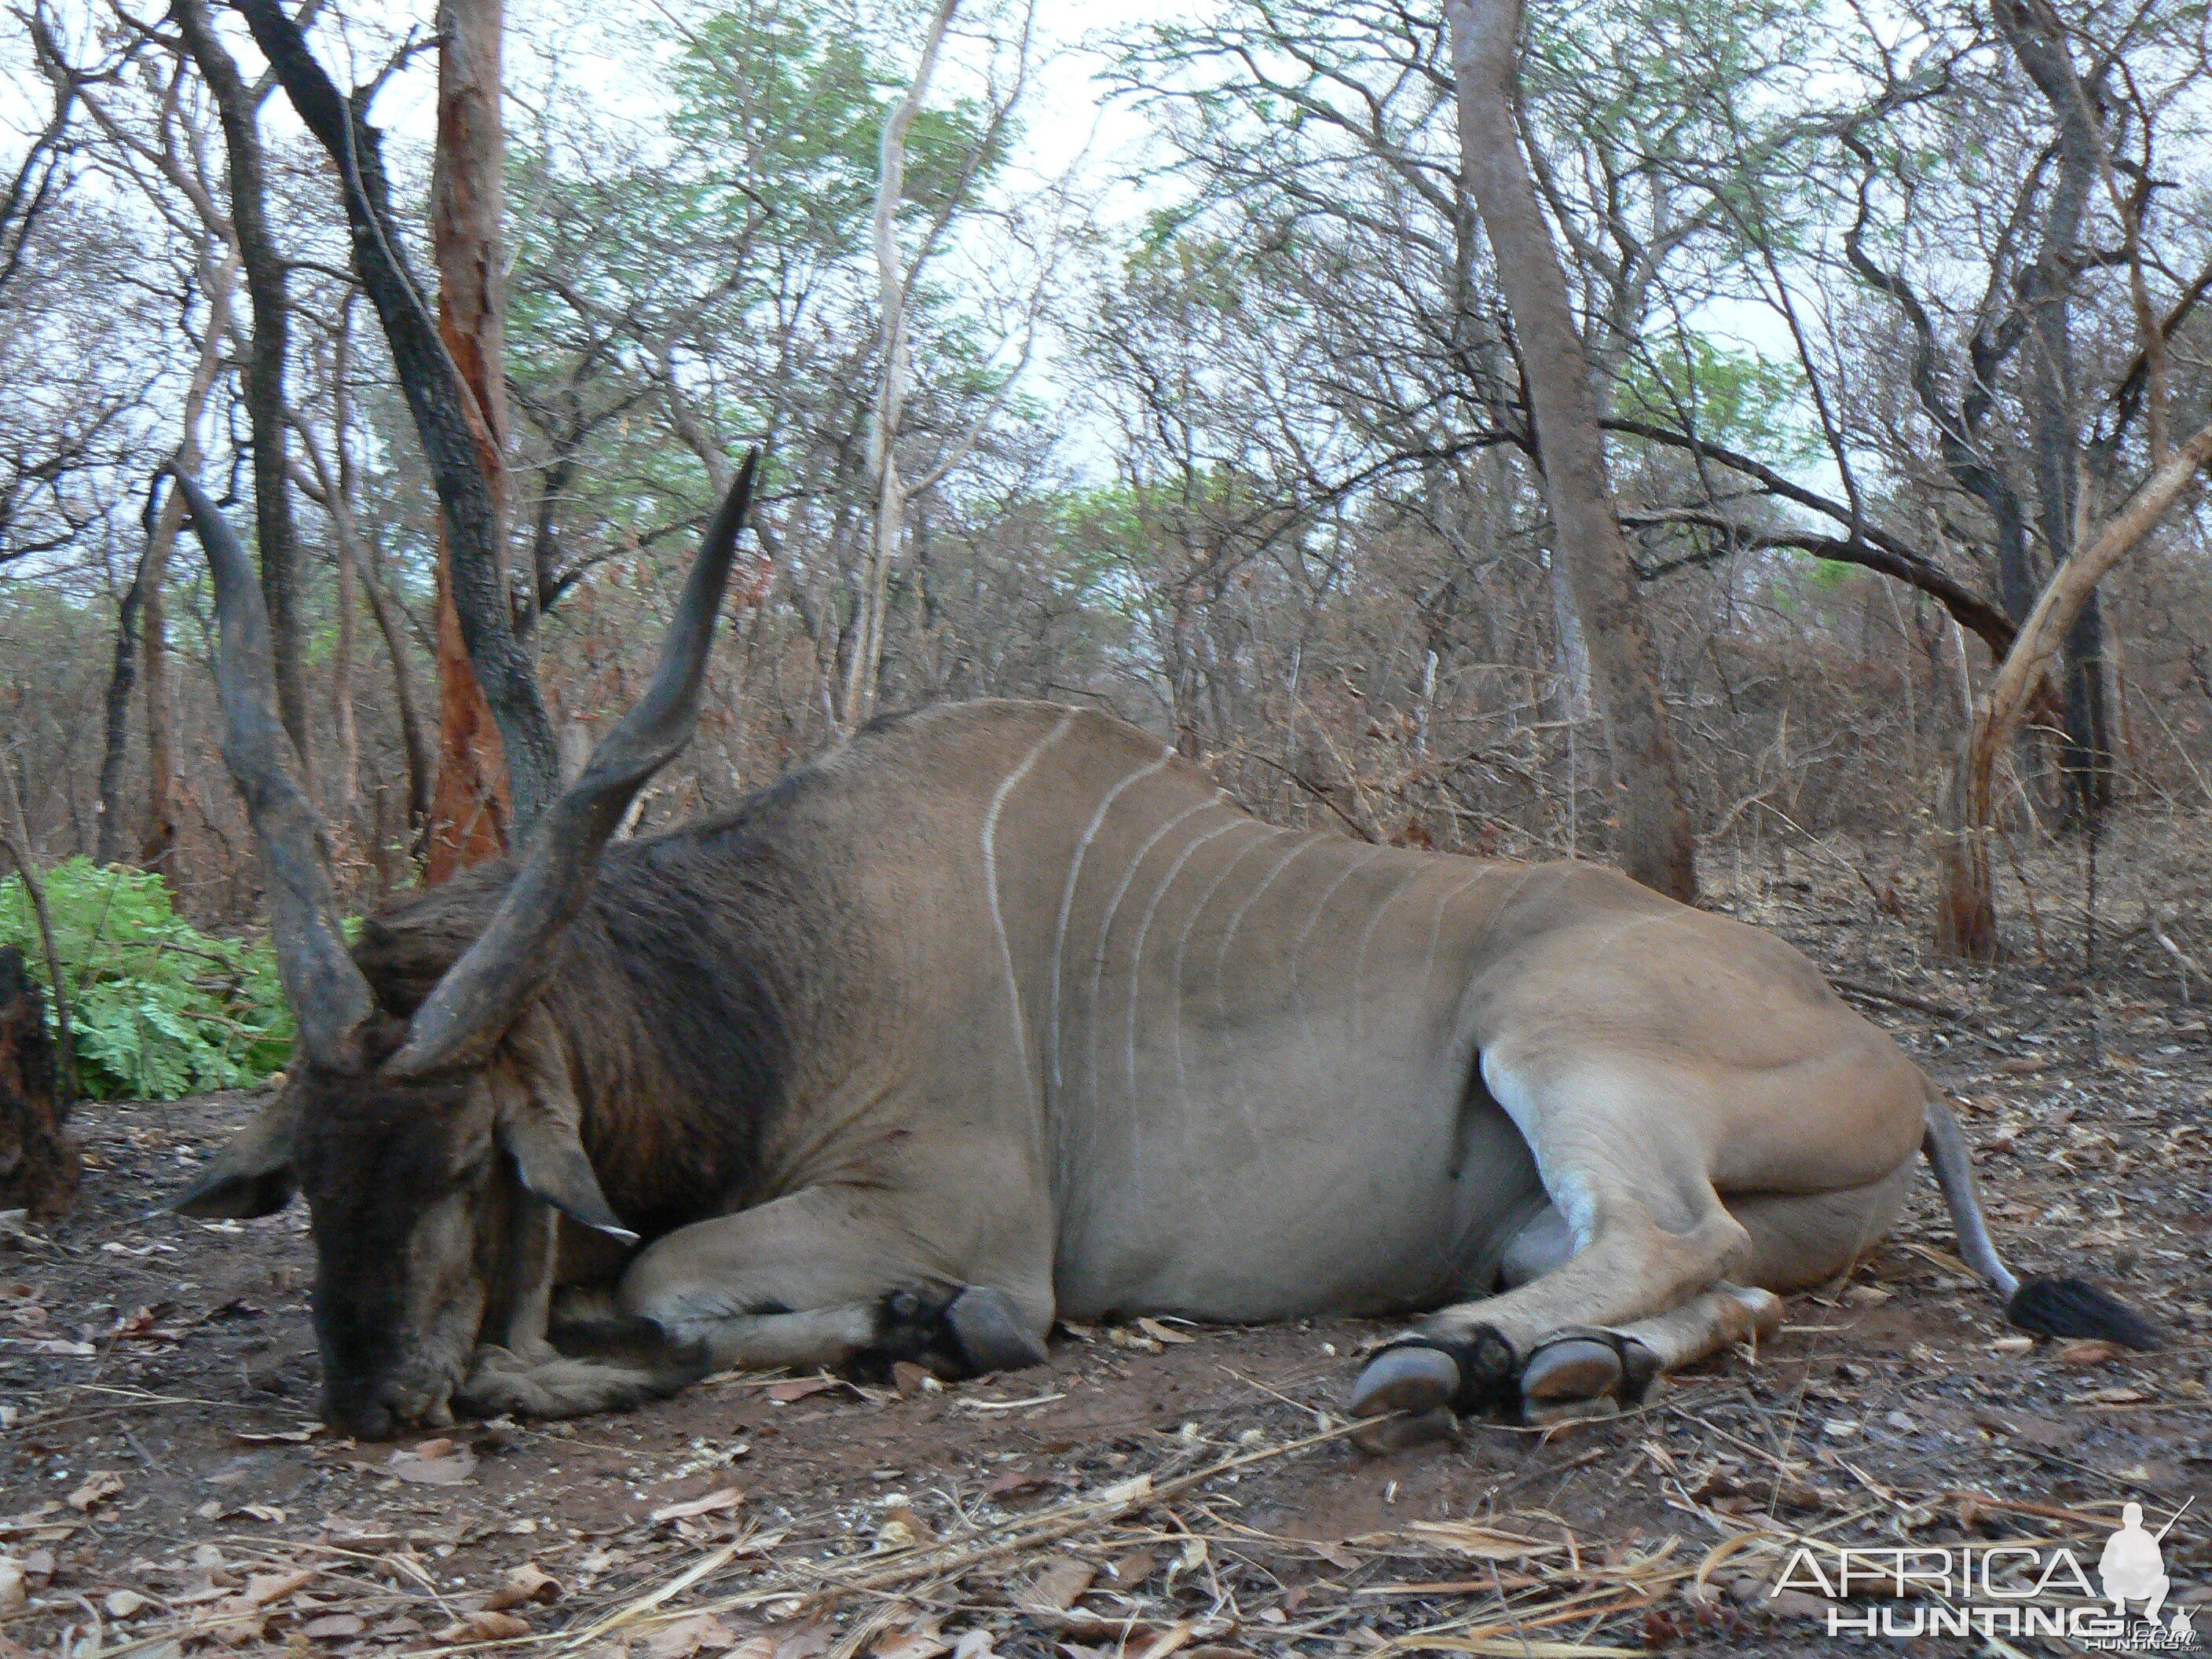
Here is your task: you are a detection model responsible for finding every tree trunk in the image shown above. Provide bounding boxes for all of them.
[236,0,562,833]
[176,0,309,787]
[423,0,516,881]
[0,764,72,1111]
[841,0,960,734]
[1936,415,2212,957]
[1443,0,1697,902]
[333,514,359,829]
[297,448,435,849]
[145,244,238,877]
[94,556,145,867]
[0,946,76,1219]
[2007,5,2111,815]
[307,292,434,851]
[141,530,178,876]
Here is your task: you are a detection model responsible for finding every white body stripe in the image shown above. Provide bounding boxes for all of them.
[1047,748,1174,1095]
[981,712,1074,1108]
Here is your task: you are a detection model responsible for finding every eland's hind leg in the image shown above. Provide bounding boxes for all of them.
[1729,1163,1914,1292]
[1539,1170,1912,1396]
[1351,1143,1917,1445]
[1351,1048,1757,1444]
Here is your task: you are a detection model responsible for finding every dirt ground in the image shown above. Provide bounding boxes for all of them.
[3,842,2209,1659]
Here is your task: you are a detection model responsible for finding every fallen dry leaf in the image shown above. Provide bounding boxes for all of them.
[482,1562,563,1611]
[771,1619,835,1659]
[390,1442,476,1485]
[111,1305,177,1342]
[0,1559,24,1614]
[299,1614,367,1640]
[1105,1549,1157,1587]
[103,1589,148,1617]
[2057,1339,2120,1365]
[451,1609,533,1642]
[889,1361,938,1396]
[209,1610,267,1648]
[766,1376,844,1404]
[244,1569,313,1607]
[879,1506,935,1547]
[650,1486,745,1524]
[1135,1317,1195,1345]
[1972,1408,2078,1450]
[870,1609,946,1659]
[65,1471,123,1512]
[645,1613,738,1659]
[1020,1556,1097,1613]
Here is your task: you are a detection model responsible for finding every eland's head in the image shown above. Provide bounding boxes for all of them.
[167,456,756,1437]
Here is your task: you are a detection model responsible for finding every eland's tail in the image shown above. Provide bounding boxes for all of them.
[1922,1095,2159,1349]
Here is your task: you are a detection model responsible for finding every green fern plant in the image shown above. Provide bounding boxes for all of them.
[0,859,295,1099]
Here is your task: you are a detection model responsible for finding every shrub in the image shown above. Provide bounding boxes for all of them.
[0,859,294,1099]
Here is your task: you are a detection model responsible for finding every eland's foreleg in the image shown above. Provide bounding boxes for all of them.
[616,1185,1053,1379]
[458,1194,709,1420]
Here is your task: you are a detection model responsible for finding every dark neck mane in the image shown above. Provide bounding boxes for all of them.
[352,804,815,1240]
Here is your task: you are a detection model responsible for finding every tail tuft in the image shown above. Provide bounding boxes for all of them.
[2006,1276,2161,1350]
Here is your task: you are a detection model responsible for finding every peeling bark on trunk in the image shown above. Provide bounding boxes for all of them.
[1443,0,1697,903]
[423,0,515,881]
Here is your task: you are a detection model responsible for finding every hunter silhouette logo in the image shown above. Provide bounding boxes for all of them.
[2101,1501,2181,1627]
[1771,1496,2199,1647]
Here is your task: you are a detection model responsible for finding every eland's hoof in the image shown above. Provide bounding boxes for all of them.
[1519,1336,1622,1404]
[947,1286,1048,1373]
[1352,1342,1461,1416]
[1335,1345,1478,1459]
[1518,1329,1659,1412]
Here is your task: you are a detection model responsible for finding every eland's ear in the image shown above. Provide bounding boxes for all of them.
[494,1007,637,1244]
[174,1093,298,1218]
[496,1110,635,1244]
